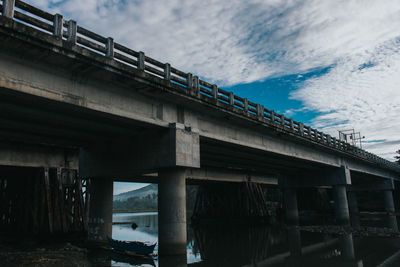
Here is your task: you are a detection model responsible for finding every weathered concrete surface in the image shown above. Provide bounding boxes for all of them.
[333,185,350,225]
[158,168,187,256]
[79,123,199,178]
[278,166,351,188]
[383,190,398,231]
[88,178,113,241]
[284,189,299,226]
[0,141,78,169]
[0,15,398,182]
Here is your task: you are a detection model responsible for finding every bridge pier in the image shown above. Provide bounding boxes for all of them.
[88,178,113,241]
[383,189,398,231]
[158,167,187,256]
[333,185,350,225]
[284,188,299,226]
[347,191,360,228]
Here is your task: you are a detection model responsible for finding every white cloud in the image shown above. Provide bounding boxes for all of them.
[291,40,400,159]
[24,0,400,158]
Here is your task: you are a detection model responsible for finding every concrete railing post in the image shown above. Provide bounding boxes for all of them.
[164,63,171,80]
[256,104,264,121]
[299,122,304,135]
[270,110,275,123]
[289,119,294,131]
[2,0,15,18]
[229,92,234,106]
[193,76,199,96]
[105,37,114,58]
[138,51,145,71]
[212,84,218,100]
[243,98,248,113]
[187,73,193,88]
[67,20,77,44]
[53,14,63,37]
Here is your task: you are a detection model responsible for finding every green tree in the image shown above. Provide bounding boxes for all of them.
[395,149,400,163]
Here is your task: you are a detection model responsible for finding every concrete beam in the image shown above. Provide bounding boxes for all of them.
[348,179,394,192]
[113,167,278,185]
[186,167,277,184]
[0,141,78,169]
[79,123,199,178]
[279,166,351,188]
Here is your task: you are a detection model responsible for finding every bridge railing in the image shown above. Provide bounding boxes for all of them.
[1,0,399,172]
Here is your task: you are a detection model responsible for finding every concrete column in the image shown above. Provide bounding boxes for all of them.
[340,234,355,260]
[347,191,360,228]
[158,167,187,256]
[88,178,113,240]
[284,188,299,226]
[288,226,302,256]
[333,185,350,225]
[384,190,398,231]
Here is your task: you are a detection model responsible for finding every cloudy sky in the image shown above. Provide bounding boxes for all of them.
[26,0,400,166]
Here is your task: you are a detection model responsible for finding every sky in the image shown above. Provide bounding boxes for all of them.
[25,1,400,167]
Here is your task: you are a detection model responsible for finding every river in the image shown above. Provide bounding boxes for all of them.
[111,212,400,266]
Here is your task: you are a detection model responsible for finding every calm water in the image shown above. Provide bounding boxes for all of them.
[111,212,400,267]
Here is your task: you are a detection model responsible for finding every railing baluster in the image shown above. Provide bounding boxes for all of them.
[193,76,199,96]
[138,51,145,71]
[164,63,171,80]
[270,110,275,123]
[243,98,248,113]
[229,92,234,106]
[290,119,294,131]
[212,84,218,100]
[67,20,77,44]
[187,73,193,88]
[257,104,264,120]
[53,13,63,37]
[106,37,114,58]
[299,123,304,136]
[3,0,15,18]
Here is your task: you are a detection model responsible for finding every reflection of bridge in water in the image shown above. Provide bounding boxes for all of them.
[189,224,400,267]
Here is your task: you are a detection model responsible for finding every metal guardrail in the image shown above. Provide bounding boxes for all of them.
[1,0,399,172]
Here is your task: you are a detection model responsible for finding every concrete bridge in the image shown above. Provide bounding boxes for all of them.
[1,0,399,257]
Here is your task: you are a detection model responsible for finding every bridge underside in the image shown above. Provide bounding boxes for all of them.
[0,10,399,258]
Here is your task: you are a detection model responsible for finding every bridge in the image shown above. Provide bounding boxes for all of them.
[1,0,399,258]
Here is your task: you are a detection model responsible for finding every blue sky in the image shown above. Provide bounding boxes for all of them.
[26,1,400,193]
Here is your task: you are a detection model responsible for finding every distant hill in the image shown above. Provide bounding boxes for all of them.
[113,184,198,212]
[113,184,157,201]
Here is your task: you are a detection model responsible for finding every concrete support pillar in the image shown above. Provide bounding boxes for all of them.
[88,178,113,240]
[347,191,360,228]
[158,168,187,256]
[284,188,299,226]
[333,185,350,225]
[384,190,398,231]
[340,234,355,260]
[288,226,302,256]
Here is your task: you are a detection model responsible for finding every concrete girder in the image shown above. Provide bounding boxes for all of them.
[79,123,200,178]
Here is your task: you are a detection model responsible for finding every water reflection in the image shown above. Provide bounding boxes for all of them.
[111,212,400,267]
